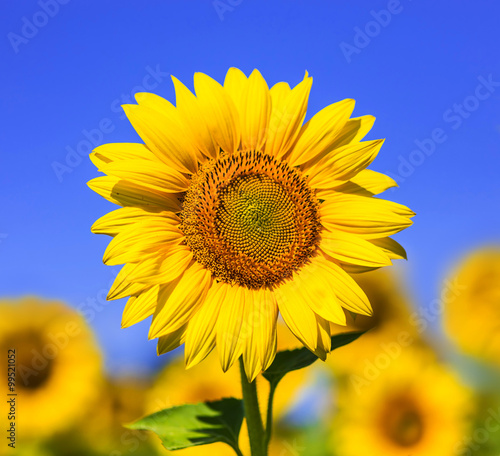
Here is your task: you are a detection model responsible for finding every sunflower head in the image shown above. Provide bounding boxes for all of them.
[89,68,414,380]
[181,150,322,289]
[332,348,474,456]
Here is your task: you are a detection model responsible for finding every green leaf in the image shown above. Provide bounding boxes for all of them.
[126,398,244,451]
[263,331,365,384]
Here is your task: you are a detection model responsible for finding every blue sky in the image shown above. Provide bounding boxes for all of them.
[1,0,499,375]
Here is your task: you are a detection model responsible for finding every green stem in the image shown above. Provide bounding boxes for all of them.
[265,381,277,446]
[239,358,267,456]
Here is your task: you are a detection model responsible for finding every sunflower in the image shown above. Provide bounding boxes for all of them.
[332,347,474,456]
[89,68,414,380]
[145,323,306,455]
[0,298,102,439]
[444,248,500,368]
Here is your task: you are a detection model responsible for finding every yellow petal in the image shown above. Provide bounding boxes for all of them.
[172,76,217,160]
[320,194,415,239]
[157,324,187,355]
[320,230,392,268]
[330,115,376,149]
[149,262,212,337]
[242,288,278,381]
[303,115,376,168]
[240,69,271,152]
[107,263,151,300]
[90,143,158,169]
[341,264,380,274]
[258,290,279,371]
[88,176,182,212]
[126,246,193,283]
[122,104,198,174]
[274,279,320,354]
[121,285,159,328]
[224,67,247,117]
[287,99,355,167]
[193,72,240,154]
[320,169,397,199]
[103,221,183,266]
[291,260,346,325]
[134,92,176,117]
[265,76,312,159]
[349,169,397,193]
[307,139,384,189]
[315,315,332,360]
[216,285,246,372]
[185,282,228,368]
[266,330,278,370]
[91,207,179,236]
[269,81,291,105]
[100,159,190,194]
[370,237,407,260]
[267,81,291,148]
[315,255,372,316]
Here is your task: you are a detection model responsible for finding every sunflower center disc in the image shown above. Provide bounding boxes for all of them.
[216,174,296,262]
[181,151,321,289]
[381,397,424,447]
[9,332,53,389]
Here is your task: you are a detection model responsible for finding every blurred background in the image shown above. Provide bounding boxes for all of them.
[1,1,499,455]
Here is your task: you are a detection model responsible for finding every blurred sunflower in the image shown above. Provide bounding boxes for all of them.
[332,348,474,456]
[89,67,414,380]
[327,269,421,375]
[145,323,306,455]
[444,248,500,367]
[0,298,102,439]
